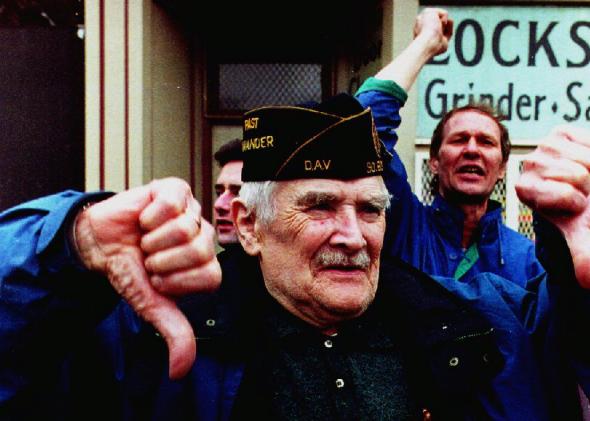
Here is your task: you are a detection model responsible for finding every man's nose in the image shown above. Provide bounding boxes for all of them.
[214,190,233,211]
[463,137,480,155]
[329,208,366,251]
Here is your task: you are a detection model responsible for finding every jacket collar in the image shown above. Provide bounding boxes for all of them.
[431,195,504,247]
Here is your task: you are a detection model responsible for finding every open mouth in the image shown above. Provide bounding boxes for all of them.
[322,264,364,272]
[317,262,369,278]
[457,165,485,176]
[318,267,366,283]
[216,220,234,233]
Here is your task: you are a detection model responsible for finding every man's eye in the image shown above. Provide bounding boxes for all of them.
[360,204,382,215]
[305,201,335,214]
[309,203,332,211]
[230,186,241,196]
[214,188,224,198]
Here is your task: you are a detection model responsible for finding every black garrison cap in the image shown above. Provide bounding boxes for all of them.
[240,93,390,182]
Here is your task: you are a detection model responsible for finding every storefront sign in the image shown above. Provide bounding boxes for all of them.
[417,6,590,140]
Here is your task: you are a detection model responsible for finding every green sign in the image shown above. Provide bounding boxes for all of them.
[417,6,590,139]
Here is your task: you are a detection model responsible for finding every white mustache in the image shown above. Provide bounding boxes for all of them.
[314,248,370,270]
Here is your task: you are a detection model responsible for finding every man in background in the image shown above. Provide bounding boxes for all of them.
[355,8,543,285]
[213,138,243,247]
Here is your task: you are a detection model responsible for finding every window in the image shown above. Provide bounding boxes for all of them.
[206,59,333,119]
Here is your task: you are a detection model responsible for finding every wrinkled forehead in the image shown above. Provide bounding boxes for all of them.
[216,161,243,185]
[275,176,388,205]
[443,110,501,140]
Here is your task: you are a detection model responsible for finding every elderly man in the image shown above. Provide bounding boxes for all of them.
[2,89,590,420]
[356,8,544,285]
[213,138,243,247]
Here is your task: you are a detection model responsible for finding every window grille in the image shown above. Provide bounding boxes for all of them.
[207,61,329,117]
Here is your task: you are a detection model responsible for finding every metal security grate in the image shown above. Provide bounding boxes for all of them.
[420,158,435,205]
[517,161,535,240]
[490,177,507,222]
[218,63,323,111]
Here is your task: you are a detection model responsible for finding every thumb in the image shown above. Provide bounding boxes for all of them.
[106,250,196,379]
[556,208,590,290]
[573,252,590,290]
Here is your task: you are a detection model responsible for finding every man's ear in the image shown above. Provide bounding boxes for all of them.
[231,199,262,256]
[428,156,439,175]
[497,162,507,180]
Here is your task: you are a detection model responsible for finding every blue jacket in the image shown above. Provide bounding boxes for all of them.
[356,79,544,286]
[0,190,589,420]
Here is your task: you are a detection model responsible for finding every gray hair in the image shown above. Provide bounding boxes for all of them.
[238,178,391,227]
[238,181,279,227]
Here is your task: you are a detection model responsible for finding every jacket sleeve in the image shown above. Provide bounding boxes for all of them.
[0,190,118,407]
[355,79,428,258]
[355,77,408,189]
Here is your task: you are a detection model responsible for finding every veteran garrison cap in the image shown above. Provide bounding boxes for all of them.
[240,93,390,181]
